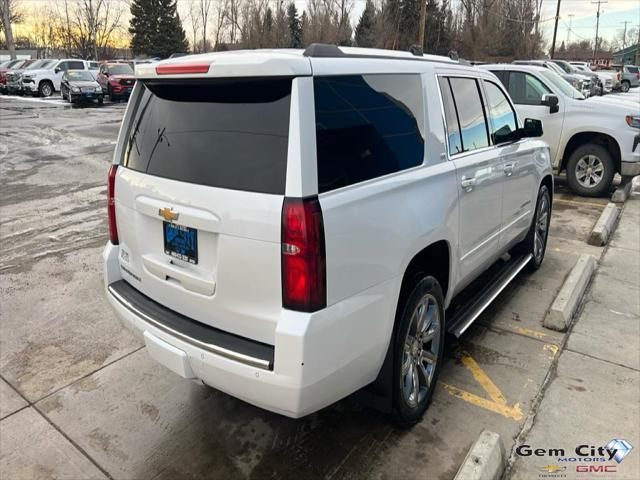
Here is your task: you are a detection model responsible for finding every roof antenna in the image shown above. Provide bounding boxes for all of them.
[410,44,423,57]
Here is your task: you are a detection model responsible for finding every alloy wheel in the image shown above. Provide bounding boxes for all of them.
[401,294,441,408]
[575,155,604,189]
[41,83,52,97]
[534,193,549,262]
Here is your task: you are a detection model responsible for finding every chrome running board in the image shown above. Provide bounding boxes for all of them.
[446,254,533,337]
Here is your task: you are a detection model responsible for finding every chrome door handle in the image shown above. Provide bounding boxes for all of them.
[503,162,517,176]
[461,177,476,192]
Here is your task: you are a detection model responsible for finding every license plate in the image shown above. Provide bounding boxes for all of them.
[163,222,198,264]
[84,92,93,97]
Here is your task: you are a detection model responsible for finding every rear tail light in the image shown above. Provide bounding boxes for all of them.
[107,164,119,245]
[281,197,326,312]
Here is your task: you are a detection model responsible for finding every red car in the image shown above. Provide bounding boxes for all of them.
[0,59,28,94]
[96,62,135,101]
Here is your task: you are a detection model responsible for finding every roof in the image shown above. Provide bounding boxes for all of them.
[136,45,460,80]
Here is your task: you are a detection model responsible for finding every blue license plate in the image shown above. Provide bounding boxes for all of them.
[84,92,93,97]
[163,222,198,264]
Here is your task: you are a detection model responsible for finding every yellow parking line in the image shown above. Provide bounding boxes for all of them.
[510,325,548,340]
[440,382,524,421]
[554,198,605,209]
[460,353,507,405]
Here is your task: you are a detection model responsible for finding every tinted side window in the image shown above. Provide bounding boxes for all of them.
[507,71,550,105]
[67,61,85,70]
[448,77,489,152]
[56,61,68,71]
[438,77,463,154]
[314,74,425,193]
[483,81,518,143]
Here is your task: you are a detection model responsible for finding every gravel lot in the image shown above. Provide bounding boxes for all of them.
[0,92,634,479]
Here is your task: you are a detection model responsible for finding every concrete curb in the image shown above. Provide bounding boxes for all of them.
[543,254,596,332]
[612,178,632,203]
[454,430,505,480]
[588,202,619,246]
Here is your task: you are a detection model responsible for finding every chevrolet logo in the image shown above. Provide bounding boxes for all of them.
[539,465,566,473]
[158,207,179,222]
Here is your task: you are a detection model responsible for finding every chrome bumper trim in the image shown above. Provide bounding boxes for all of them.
[108,285,272,370]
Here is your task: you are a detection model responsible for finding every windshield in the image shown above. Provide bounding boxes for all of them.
[31,59,56,70]
[67,70,95,81]
[540,70,585,100]
[547,63,566,75]
[108,64,134,75]
[24,60,43,70]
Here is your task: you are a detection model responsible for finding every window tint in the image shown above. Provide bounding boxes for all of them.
[123,78,292,195]
[438,77,463,154]
[67,61,85,70]
[483,81,518,143]
[507,71,551,105]
[109,64,134,75]
[57,61,68,71]
[626,66,639,74]
[314,74,425,193]
[447,77,489,152]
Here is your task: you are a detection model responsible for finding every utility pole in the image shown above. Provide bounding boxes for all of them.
[566,14,575,44]
[418,0,427,50]
[592,0,607,60]
[550,0,562,58]
[620,21,629,49]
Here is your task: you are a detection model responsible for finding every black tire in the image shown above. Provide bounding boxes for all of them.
[621,80,630,93]
[108,85,115,100]
[98,97,104,105]
[38,81,53,97]
[392,275,445,426]
[512,184,551,271]
[566,144,615,197]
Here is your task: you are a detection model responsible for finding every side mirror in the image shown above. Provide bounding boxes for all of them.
[541,94,559,114]
[522,118,543,138]
[54,67,61,74]
[104,71,109,77]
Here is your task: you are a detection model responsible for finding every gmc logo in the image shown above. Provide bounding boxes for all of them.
[576,465,617,473]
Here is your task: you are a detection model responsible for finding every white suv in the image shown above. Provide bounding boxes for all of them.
[21,58,87,97]
[103,45,552,424]
[481,63,640,196]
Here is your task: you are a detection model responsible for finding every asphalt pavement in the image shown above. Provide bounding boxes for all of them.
[0,93,637,480]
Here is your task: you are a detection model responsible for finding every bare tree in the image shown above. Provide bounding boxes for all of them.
[199,0,214,52]
[1,0,22,58]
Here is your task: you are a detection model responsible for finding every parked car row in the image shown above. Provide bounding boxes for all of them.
[0,58,138,103]
[479,63,640,196]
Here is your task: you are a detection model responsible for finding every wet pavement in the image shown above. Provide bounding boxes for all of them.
[0,95,625,479]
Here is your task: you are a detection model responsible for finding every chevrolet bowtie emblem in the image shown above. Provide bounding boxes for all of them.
[539,465,566,473]
[158,207,179,222]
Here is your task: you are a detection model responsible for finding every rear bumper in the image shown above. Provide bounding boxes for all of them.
[103,242,396,418]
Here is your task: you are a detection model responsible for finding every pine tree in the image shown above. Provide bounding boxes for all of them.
[355,0,377,47]
[397,0,420,50]
[286,2,303,48]
[129,0,188,58]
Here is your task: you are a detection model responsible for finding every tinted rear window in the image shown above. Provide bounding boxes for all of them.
[123,78,292,194]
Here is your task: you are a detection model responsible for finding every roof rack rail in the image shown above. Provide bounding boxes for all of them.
[302,43,457,65]
[303,44,344,58]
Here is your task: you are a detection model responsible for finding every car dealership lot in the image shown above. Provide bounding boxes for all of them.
[0,95,636,479]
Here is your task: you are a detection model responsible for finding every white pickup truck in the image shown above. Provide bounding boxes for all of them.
[481,64,640,196]
[21,59,88,97]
